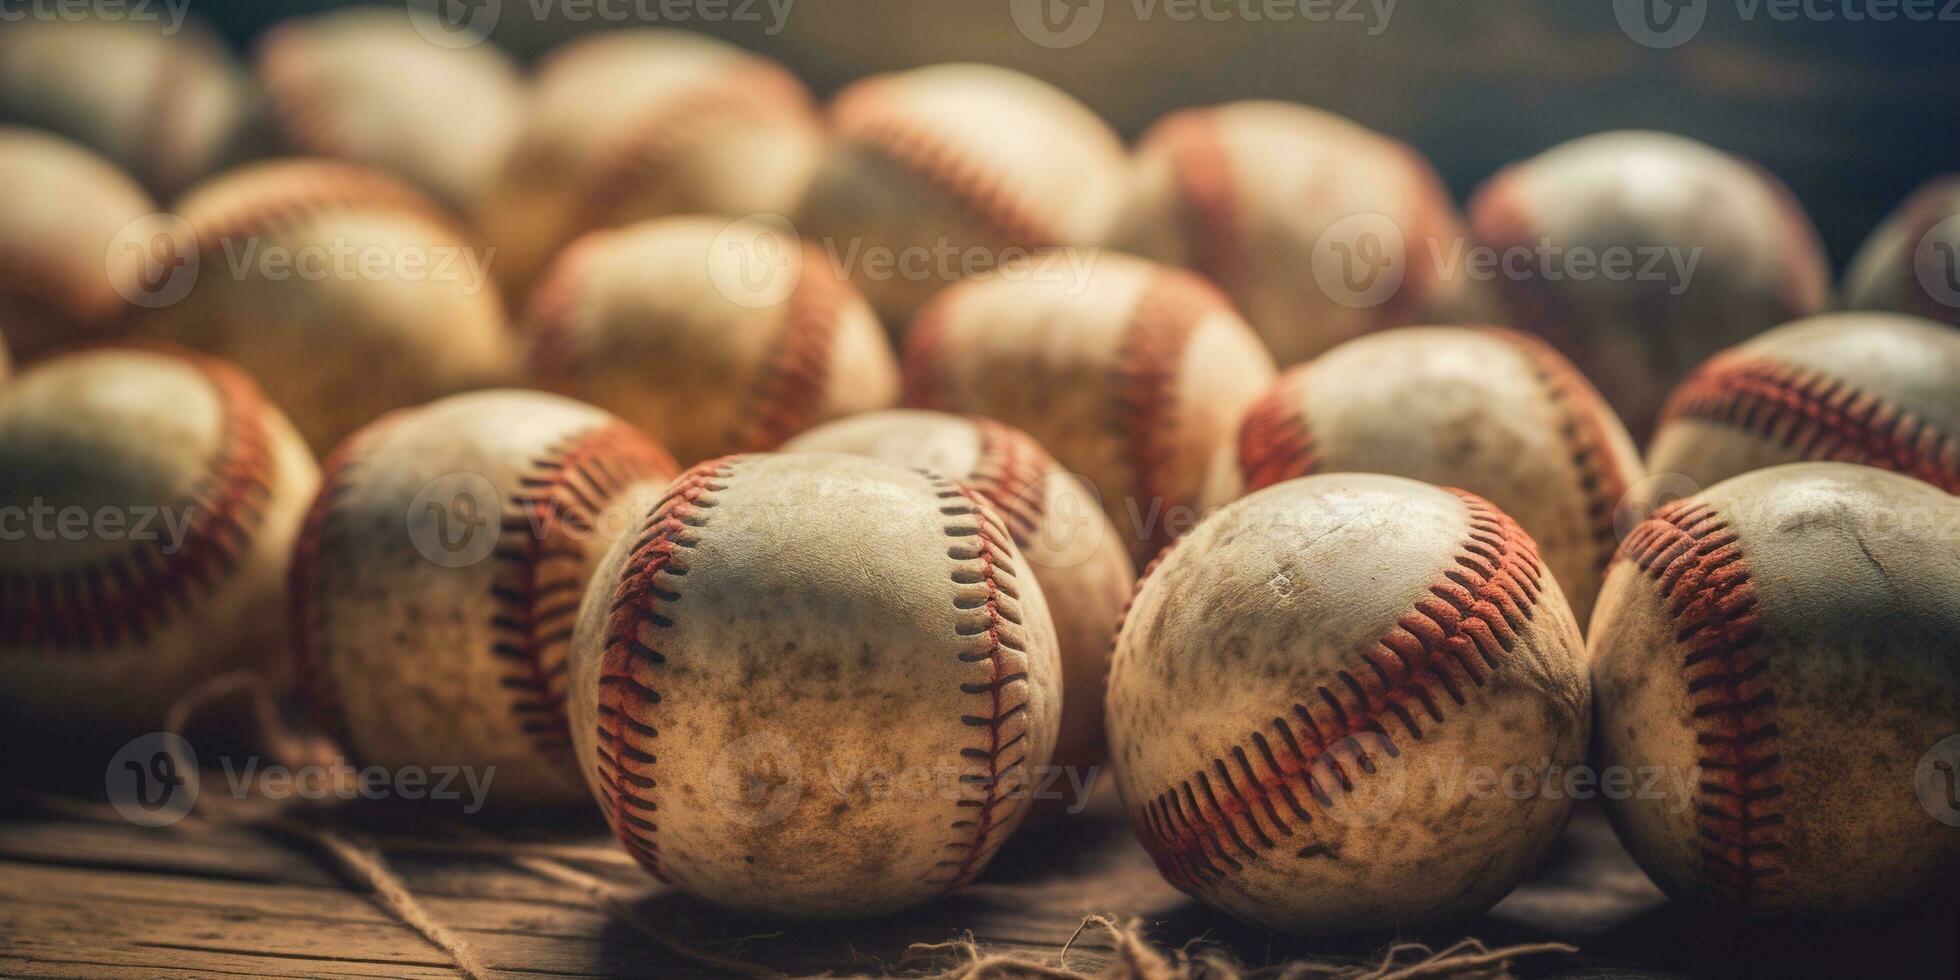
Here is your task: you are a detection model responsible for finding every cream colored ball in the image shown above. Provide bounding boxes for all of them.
[290,390,678,808]
[1843,175,1960,328]
[0,346,318,735]
[1107,474,1589,933]
[567,453,1063,917]
[523,216,898,466]
[1591,463,1960,916]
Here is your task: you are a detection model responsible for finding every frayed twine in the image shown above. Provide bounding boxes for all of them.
[901,916,1577,980]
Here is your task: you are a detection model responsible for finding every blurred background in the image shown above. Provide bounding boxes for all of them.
[170,0,1960,269]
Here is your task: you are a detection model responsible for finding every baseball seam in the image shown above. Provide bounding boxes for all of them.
[3,350,274,652]
[965,417,1050,546]
[927,479,1037,888]
[521,229,611,393]
[593,456,741,883]
[1231,368,1320,493]
[725,246,844,453]
[1158,109,1243,297]
[256,26,343,163]
[1659,354,1960,493]
[183,162,467,264]
[495,423,676,755]
[832,80,1067,247]
[1618,498,1785,905]
[1487,326,1633,577]
[1113,272,1216,556]
[1128,492,1544,891]
[566,60,811,238]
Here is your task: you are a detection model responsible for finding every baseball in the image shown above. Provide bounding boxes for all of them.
[1646,312,1960,496]
[523,216,899,465]
[290,390,679,808]
[255,7,526,215]
[1106,473,1590,934]
[782,410,1137,815]
[0,345,318,736]
[795,63,1126,327]
[0,127,158,360]
[134,158,516,453]
[1106,100,1482,366]
[1590,463,1960,916]
[0,16,250,198]
[479,29,824,302]
[1201,325,1644,625]
[1843,175,1960,328]
[903,252,1276,563]
[1468,131,1831,435]
[566,453,1063,917]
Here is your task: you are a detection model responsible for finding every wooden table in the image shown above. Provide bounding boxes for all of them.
[1,788,1953,978]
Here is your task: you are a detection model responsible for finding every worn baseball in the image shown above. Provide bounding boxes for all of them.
[0,16,251,197]
[479,29,823,302]
[1202,325,1643,625]
[1107,474,1590,933]
[1469,131,1831,436]
[523,216,898,465]
[1647,313,1960,496]
[0,346,318,736]
[290,390,678,808]
[903,252,1276,563]
[1107,100,1482,366]
[135,159,515,453]
[782,411,1136,814]
[795,63,1126,327]
[255,7,526,214]
[0,128,158,360]
[567,453,1063,917]
[1591,463,1960,917]
[1843,175,1960,328]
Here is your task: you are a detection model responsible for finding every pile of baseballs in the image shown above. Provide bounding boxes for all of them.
[0,9,1954,937]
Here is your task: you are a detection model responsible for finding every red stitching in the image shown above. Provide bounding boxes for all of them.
[831,78,1066,247]
[725,244,845,452]
[1231,367,1319,494]
[927,481,1038,888]
[965,417,1049,545]
[898,285,962,408]
[1618,499,1784,905]
[2,348,275,651]
[1115,270,1227,556]
[183,160,468,262]
[1154,108,1243,297]
[289,409,408,744]
[255,24,341,161]
[1484,326,1633,577]
[1130,492,1544,890]
[1659,354,1960,493]
[563,59,812,240]
[594,457,741,881]
[494,424,677,754]
[520,228,612,394]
